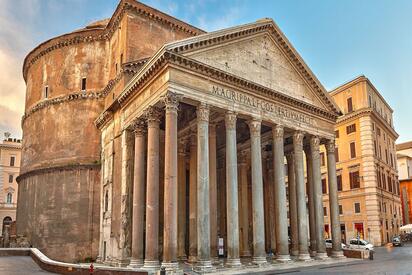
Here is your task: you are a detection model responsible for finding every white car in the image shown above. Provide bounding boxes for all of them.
[325,239,346,249]
[348,239,374,251]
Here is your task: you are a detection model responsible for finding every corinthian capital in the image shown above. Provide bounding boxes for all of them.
[197,103,209,123]
[310,136,320,151]
[293,131,304,149]
[326,139,336,153]
[225,111,237,130]
[143,106,162,126]
[248,118,261,137]
[163,91,182,113]
[130,118,146,136]
[273,124,284,139]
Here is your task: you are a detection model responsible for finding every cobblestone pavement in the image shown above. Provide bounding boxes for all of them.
[0,256,56,274]
[281,243,412,274]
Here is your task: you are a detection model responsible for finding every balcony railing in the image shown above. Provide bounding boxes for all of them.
[0,203,17,208]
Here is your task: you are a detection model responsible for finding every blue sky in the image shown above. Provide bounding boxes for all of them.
[0,0,411,142]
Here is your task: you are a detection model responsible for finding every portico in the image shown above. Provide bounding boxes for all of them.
[96,19,344,271]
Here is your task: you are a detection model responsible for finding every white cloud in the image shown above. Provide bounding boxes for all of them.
[196,6,243,31]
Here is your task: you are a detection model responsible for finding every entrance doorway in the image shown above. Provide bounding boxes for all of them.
[354,223,364,239]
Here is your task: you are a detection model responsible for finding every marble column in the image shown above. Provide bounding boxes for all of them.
[162,92,180,270]
[238,151,251,258]
[189,133,197,263]
[209,123,218,260]
[310,136,328,259]
[305,145,317,257]
[293,131,311,261]
[177,140,187,261]
[273,125,291,262]
[326,139,344,258]
[195,103,213,272]
[129,119,146,268]
[248,119,267,265]
[143,106,162,269]
[225,111,241,267]
[286,152,299,257]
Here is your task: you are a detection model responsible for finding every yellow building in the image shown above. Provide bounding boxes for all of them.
[0,135,21,236]
[321,75,401,246]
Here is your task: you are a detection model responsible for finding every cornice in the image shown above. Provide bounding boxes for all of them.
[95,110,114,130]
[116,50,338,123]
[16,162,100,183]
[22,0,204,81]
[123,57,150,74]
[164,20,341,116]
[336,108,398,138]
[22,91,104,126]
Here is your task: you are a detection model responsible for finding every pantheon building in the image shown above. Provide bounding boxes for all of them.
[17,0,344,271]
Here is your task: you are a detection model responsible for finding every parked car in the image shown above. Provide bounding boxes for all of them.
[392,236,402,247]
[348,239,374,251]
[325,239,347,249]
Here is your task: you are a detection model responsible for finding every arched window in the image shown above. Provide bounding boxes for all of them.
[6,193,12,204]
[2,216,12,235]
[104,190,109,212]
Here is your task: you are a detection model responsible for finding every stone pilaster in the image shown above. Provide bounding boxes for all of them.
[293,131,311,261]
[129,119,146,268]
[310,136,328,259]
[326,139,344,258]
[162,92,181,270]
[225,111,241,267]
[143,106,162,270]
[273,125,291,262]
[286,152,299,257]
[249,119,267,265]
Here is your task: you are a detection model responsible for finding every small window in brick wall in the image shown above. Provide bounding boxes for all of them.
[81,77,87,91]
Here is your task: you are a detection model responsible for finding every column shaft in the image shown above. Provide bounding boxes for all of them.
[273,125,291,261]
[305,146,317,257]
[162,92,180,269]
[225,111,241,267]
[310,137,328,259]
[209,124,218,260]
[239,152,251,257]
[177,142,187,260]
[326,140,344,258]
[129,119,146,268]
[143,107,162,269]
[286,153,299,257]
[195,104,213,271]
[249,119,267,265]
[293,131,311,261]
[188,134,197,263]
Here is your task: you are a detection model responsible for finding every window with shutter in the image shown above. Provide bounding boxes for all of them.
[322,178,327,194]
[350,142,356,158]
[346,124,356,134]
[320,152,325,166]
[347,97,353,112]
[335,147,339,162]
[337,174,343,191]
[350,171,360,189]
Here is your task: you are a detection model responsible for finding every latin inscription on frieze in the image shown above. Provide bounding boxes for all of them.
[211,86,314,125]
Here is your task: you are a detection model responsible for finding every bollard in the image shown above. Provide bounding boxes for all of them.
[369,250,374,260]
[160,266,166,275]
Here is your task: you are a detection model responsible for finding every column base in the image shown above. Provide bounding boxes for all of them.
[117,258,130,267]
[331,250,345,258]
[142,260,160,270]
[188,255,197,263]
[252,256,267,266]
[193,260,215,273]
[291,249,299,257]
[128,259,144,268]
[276,254,291,263]
[240,250,252,257]
[95,255,102,264]
[315,252,328,260]
[310,250,317,257]
[178,255,187,261]
[226,258,242,268]
[298,253,312,261]
[161,262,180,272]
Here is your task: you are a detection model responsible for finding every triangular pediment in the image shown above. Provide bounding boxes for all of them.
[164,20,340,114]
